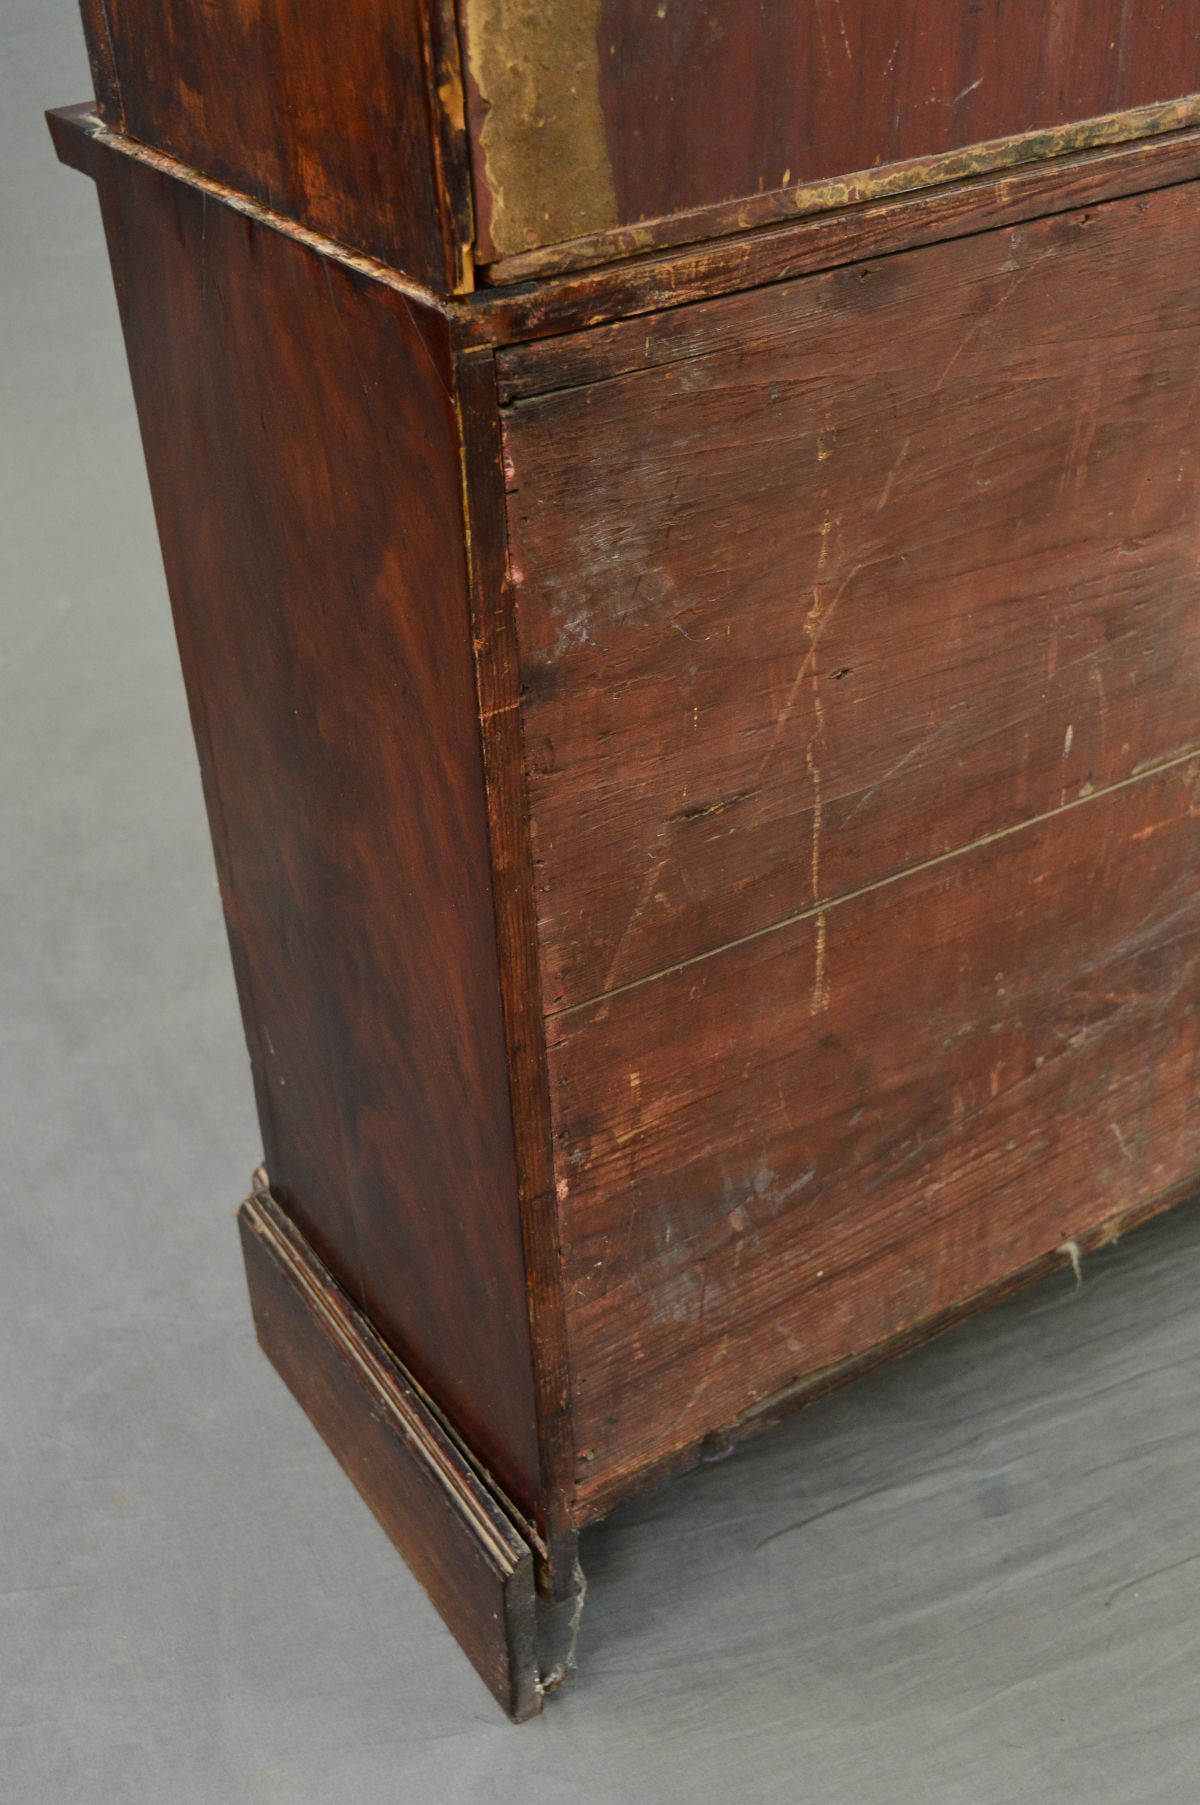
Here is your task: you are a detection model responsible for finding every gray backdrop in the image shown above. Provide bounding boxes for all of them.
[4,7,1199,1800]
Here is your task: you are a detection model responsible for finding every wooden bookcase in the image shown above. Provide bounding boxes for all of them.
[51,2,1200,1718]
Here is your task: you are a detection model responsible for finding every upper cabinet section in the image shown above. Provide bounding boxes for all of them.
[78,0,1200,290]
[462,0,1200,274]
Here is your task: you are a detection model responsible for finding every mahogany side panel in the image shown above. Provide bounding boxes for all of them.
[239,1186,542,1721]
[82,0,469,289]
[502,185,1200,1012]
[552,761,1200,1509]
[83,134,544,1517]
[462,0,1200,267]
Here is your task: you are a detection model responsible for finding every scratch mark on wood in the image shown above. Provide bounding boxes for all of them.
[934,248,1052,392]
[597,855,668,1001]
[841,712,963,829]
[811,909,829,1017]
[952,76,985,107]
[875,434,912,512]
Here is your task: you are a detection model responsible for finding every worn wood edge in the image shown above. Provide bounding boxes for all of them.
[479,93,1200,287]
[73,3,123,128]
[45,106,458,318]
[418,0,476,294]
[47,102,104,176]
[453,340,581,1575]
[574,1178,1200,1522]
[484,123,1200,361]
[239,1180,586,1719]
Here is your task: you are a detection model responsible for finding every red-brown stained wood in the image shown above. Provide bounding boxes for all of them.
[454,345,579,1566]
[553,760,1200,1510]
[85,135,545,1519]
[51,35,1200,1705]
[502,185,1200,1013]
[473,126,1200,350]
[75,1,123,126]
[81,0,469,288]
[463,0,1200,269]
[239,1186,542,1720]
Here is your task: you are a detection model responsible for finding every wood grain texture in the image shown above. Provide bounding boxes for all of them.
[569,1174,1200,1515]
[463,0,1200,268]
[81,0,469,289]
[239,1186,542,1721]
[86,136,545,1518]
[503,185,1200,1012]
[553,760,1200,1509]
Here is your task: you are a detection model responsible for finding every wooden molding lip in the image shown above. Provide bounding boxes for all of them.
[46,107,457,317]
[46,102,100,177]
[50,103,1200,353]
[239,1181,576,1722]
[478,94,1200,286]
[476,122,1200,351]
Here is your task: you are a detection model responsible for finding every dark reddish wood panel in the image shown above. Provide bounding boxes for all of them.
[463,0,1200,266]
[86,137,544,1516]
[552,761,1200,1509]
[598,0,1200,239]
[502,185,1200,1013]
[240,1187,542,1721]
[82,0,468,288]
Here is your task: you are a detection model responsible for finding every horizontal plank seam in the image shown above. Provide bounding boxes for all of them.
[550,744,1200,1020]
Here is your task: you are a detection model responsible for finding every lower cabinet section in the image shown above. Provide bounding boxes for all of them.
[500,181,1200,1512]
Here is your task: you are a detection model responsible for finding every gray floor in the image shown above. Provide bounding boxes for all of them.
[5,9,1200,1801]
